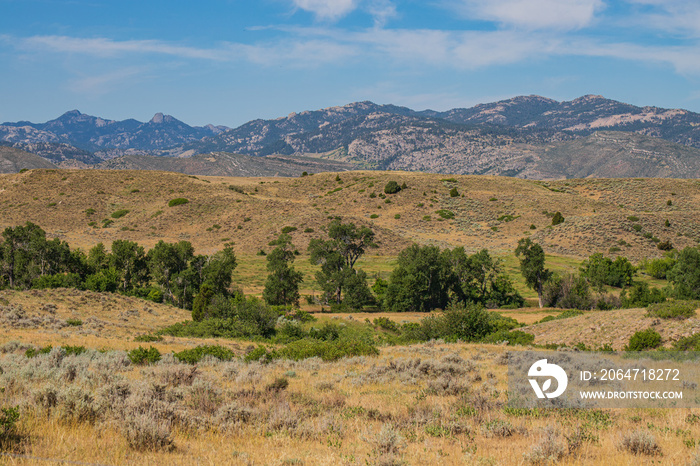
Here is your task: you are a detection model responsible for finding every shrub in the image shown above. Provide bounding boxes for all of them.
[657,240,674,251]
[673,333,700,351]
[62,345,87,356]
[394,214,401,219]
[66,318,83,326]
[32,273,82,289]
[373,317,399,332]
[632,224,642,232]
[134,334,164,342]
[168,198,189,207]
[621,282,665,307]
[551,212,564,225]
[25,345,52,358]
[266,377,289,392]
[627,216,640,222]
[618,430,662,456]
[542,274,593,310]
[281,226,297,234]
[370,214,379,219]
[111,209,130,219]
[646,301,698,319]
[128,346,161,365]
[442,301,494,341]
[0,405,20,449]
[642,256,676,279]
[279,338,379,361]
[435,209,455,219]
[174,345,235,364]
[384,181,401,194]
[122,412,173,451]
[626,329,661,351]
[449,187,459,197]
[523,427,567,465]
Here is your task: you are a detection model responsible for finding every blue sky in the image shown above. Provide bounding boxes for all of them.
[1,0,699,127]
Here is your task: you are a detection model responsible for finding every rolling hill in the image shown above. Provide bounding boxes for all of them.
[0,169,698,261]
[0,145,58,172]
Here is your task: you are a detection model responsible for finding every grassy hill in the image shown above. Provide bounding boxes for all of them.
[0,145,57,173]
[0,169,698,263]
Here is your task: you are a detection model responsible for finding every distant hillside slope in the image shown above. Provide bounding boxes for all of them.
[0,146,57,173]
[0,169,698,261]
[96,152,357,177]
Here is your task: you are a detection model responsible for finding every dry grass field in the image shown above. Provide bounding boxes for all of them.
[0,169,698,260]
[0,290,699,465]
[1,169,700,464]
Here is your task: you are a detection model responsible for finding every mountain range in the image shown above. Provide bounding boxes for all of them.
[3,95,700,179]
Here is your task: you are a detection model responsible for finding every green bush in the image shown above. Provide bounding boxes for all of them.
[134,334,164,342]
[168,198,189,207]
[66,318,83,326]
[673,333,700,351]
[620,282,664,308]
[0,405,20,448]
[25,345,52,358]
[32,273,82,289]
[281,226,297,234]
[626,329,661,351]
[435,209,455,219]
[111,209,130,219]
[279,338,379,361]
[646,301,698,320]
[373,317,399,332]
[62,345,87,356]
[449,187,459,197]
[384,181,401,194]
[551,212,564,225]
[174,345,235,364]
[128,346,161,365]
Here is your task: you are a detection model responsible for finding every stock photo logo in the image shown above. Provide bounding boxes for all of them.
[528,359,568,399]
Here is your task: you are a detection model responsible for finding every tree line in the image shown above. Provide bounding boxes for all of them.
[2,220,698,317]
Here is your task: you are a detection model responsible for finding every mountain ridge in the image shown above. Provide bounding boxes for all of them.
[3,95,700,179]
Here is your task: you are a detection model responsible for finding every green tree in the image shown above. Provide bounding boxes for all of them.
[109,240,148,293]
[384,244,454,312]
[147,240,194,304]
[447,248,522,307]
[308,220,375,305]
[668,247,700,299]
[263,234,304,306]
[202,247,237,294]
[515,238,552,308]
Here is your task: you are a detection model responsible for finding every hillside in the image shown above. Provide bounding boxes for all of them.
[96,151,356,177]
[0,169,698,261]
[523,308,700,350]
[0,145,58,172]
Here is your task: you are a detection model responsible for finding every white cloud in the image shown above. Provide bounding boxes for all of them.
[20,35,226,60]
[623,0,700,37]
[452,0,605,30]
[292,0,358,20]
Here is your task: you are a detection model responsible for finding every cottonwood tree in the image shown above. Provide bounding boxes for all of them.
[263,234,303,306]
[308,219,375,307]
[515,238,552,308]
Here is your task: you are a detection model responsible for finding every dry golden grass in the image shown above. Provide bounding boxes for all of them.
[1,341,699,465]
[525,307,700,350]
[1,169,698,261]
